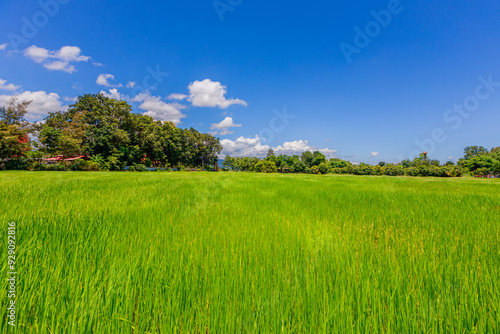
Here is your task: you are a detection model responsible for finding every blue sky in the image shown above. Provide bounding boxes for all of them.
[1,0,499,163]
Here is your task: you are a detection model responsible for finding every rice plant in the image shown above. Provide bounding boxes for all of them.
[1,171,499,333]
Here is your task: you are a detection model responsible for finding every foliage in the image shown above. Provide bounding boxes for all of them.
[300,151,314,168]
[382,165,403,176]
[0,97,32,160]
[317,162,328,174]
[254,160,278,173]
[34,93,222,169]
[309,165,320,174]
[312,151,326,166]
[463,145,489,160]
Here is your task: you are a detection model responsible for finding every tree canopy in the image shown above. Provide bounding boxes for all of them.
[13,93,222,169]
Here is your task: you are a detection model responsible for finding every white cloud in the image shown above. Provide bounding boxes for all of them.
[0,43,7,50]
[63,96,78,103]
[220,136,270,157]
[0,91,67,120]
[99,89,125,100]
[370,152,380,157]
[126,81,136,88]
[210,116,242,135]
[24,46,49,63]
[93,62,104,67]
[0,79,21,92]
[132,92,187,125]
[96,74,122,87]
[24,45,91,73]
[274,140,337,158]
[188,79,247,108]
[167,93,188,100]
[220,136,337,158]
[44,61,76,73]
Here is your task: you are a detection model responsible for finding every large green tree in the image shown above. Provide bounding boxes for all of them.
[37,93,222,169]
[463,146,489,160]
[0,98,32,159]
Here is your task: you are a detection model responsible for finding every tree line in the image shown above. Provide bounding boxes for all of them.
[0,94,222,171]
[1,94,498,176]
[222,146,500,177]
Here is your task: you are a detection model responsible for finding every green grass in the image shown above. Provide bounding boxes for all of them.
[1,171,499,333]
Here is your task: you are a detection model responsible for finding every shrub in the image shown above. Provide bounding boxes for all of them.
[384,165,405,176]
[290,160,306,173]
[32,162,47,171]
[69,160,100,171]
[45,163,67,171]
[132,164,149,172]
[3,158,31,170]
[310,165,320,174]
[404,167,419,177]
[373,165,384,176]
[318,162,328,175]
[107,156,122,171]
[254,161,278,173]
[442,166,463,177]
[353,165,375,175]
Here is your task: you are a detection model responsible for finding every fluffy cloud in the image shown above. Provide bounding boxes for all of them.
[132,93,187,124]
[0,43,7,50]
[370,152,379,157]
[167,93,188,100]
[126,81,136,88]
[99,89,125,100]
[0,79,21,92]
[220,136,337,158]
[0,91,67,120]
[96,74,122,87]
[24,45,91,73]
[187,79,247,108]
[210,116,242,135]
[274,140,337,158]
[220,136,270,157]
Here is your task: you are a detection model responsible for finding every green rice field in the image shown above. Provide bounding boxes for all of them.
[1,171,499,333]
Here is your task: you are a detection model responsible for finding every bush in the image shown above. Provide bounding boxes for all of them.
[310,165,320,174]
[69,160,100,171]
[290,160,306,173]
[353,165,375,175]
[3,158,31,170]
[318,162,328,174]
[107,156,122,171]
[404,167,419,177]
[384,165,405,176]
[45,163,67,171]
[415,165,445,177]
[442,166,463,177]
[32,162,47,171]
[373,165,384,176]
[254,161,278,173]
[132,163,149,172]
